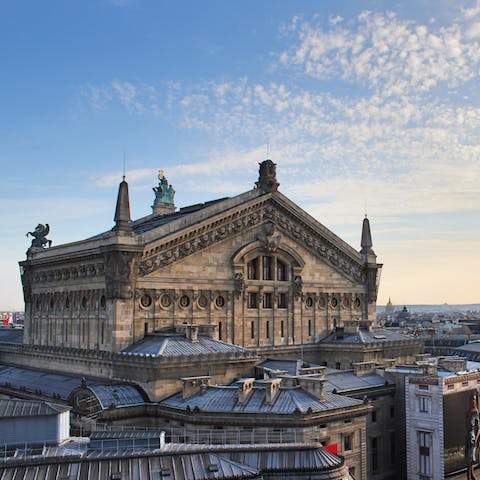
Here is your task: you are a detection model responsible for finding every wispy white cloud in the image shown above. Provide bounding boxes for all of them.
[278,10,480,97]
[81,5,480,225]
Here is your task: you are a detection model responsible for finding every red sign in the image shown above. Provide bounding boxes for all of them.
[322,443,338,455]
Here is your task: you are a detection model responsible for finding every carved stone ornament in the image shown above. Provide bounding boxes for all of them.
[234,273,244,298]
[367,267,378,302]
[103,251,138,300]
[293,275,303,298]
[138,200,365,284]
[255,159,279,193]
[257,221,281,253]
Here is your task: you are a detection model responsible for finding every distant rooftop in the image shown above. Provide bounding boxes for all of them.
[324,371,391,394]
[321,328,416,345]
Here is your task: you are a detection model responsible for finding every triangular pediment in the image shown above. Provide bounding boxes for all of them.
[137,192,366,283]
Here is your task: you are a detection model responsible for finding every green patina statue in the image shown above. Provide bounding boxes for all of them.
[153,170,175,206]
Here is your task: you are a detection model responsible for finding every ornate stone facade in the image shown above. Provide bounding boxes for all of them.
[19,161,382,357]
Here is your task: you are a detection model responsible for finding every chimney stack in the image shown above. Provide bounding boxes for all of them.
[256,378,282,404]
[236,378,255,404]
[180,376,210,399]
[353,361,376,376]
[298,376,326,400]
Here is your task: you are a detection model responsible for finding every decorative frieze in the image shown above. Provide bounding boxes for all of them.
[138,199,366,285]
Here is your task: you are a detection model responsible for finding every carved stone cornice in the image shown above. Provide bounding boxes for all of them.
[138,198,366,283]
[139,202,265,276]
[31,262,105,285]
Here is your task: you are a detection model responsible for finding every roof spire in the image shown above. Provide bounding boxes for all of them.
[113,176,132,233]
[360,215,374,255]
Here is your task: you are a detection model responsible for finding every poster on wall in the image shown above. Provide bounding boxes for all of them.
[444,389,480,478]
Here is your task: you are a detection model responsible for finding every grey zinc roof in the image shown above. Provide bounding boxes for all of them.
[0,364,89,399]
[325,371,390,393]
[88,384,146,409]
[160,384,362,414]
[132,197,229,234]
[0,328,23,344]
[0,452,261,480]
[0,398,69,418]
[122,333,250,357]
[257,359,303,376]
[321,328,415,344]
[0,364,145,403]
[224,444,345,473]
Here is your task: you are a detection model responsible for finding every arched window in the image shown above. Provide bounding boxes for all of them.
[245,255,290,282]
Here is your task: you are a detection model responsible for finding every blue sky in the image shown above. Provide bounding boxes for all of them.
[1,0,480,309]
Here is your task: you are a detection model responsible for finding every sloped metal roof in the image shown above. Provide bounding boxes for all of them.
[88,385,146,409]
[0,398,69,418]
[160,383,362,414]
[122,334,249,357]
[0,441,354,480]
[0,452,261,480]
[321,328,416,344]
[132,198,229,234]
[257,359,303,376]
[0,364,89,399]
[0,364,146,404]
[324,371,390,393]
[224,444,344,472]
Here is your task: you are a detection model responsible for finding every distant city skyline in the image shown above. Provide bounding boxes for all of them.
[1,1,479,309]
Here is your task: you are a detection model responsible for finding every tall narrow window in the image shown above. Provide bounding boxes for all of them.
[247,259,259,280]
[371,437,379,472]
[419,396,430,413]
[250,321,255,339]
[144,322,148,335]
[343,434,353,452]
[390,432,396,466]
[263,292,273,309]
[278,292,287,309]
[308,319,312,336]
[82,322,86,343]
[247,292,258,309]
[266,320,270,338]
[263,256,273,280]
[277,260,287,281]
[280,320,285,338]
[101,322,105,345]
[218,321,223,340]
[419,431,432,476]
